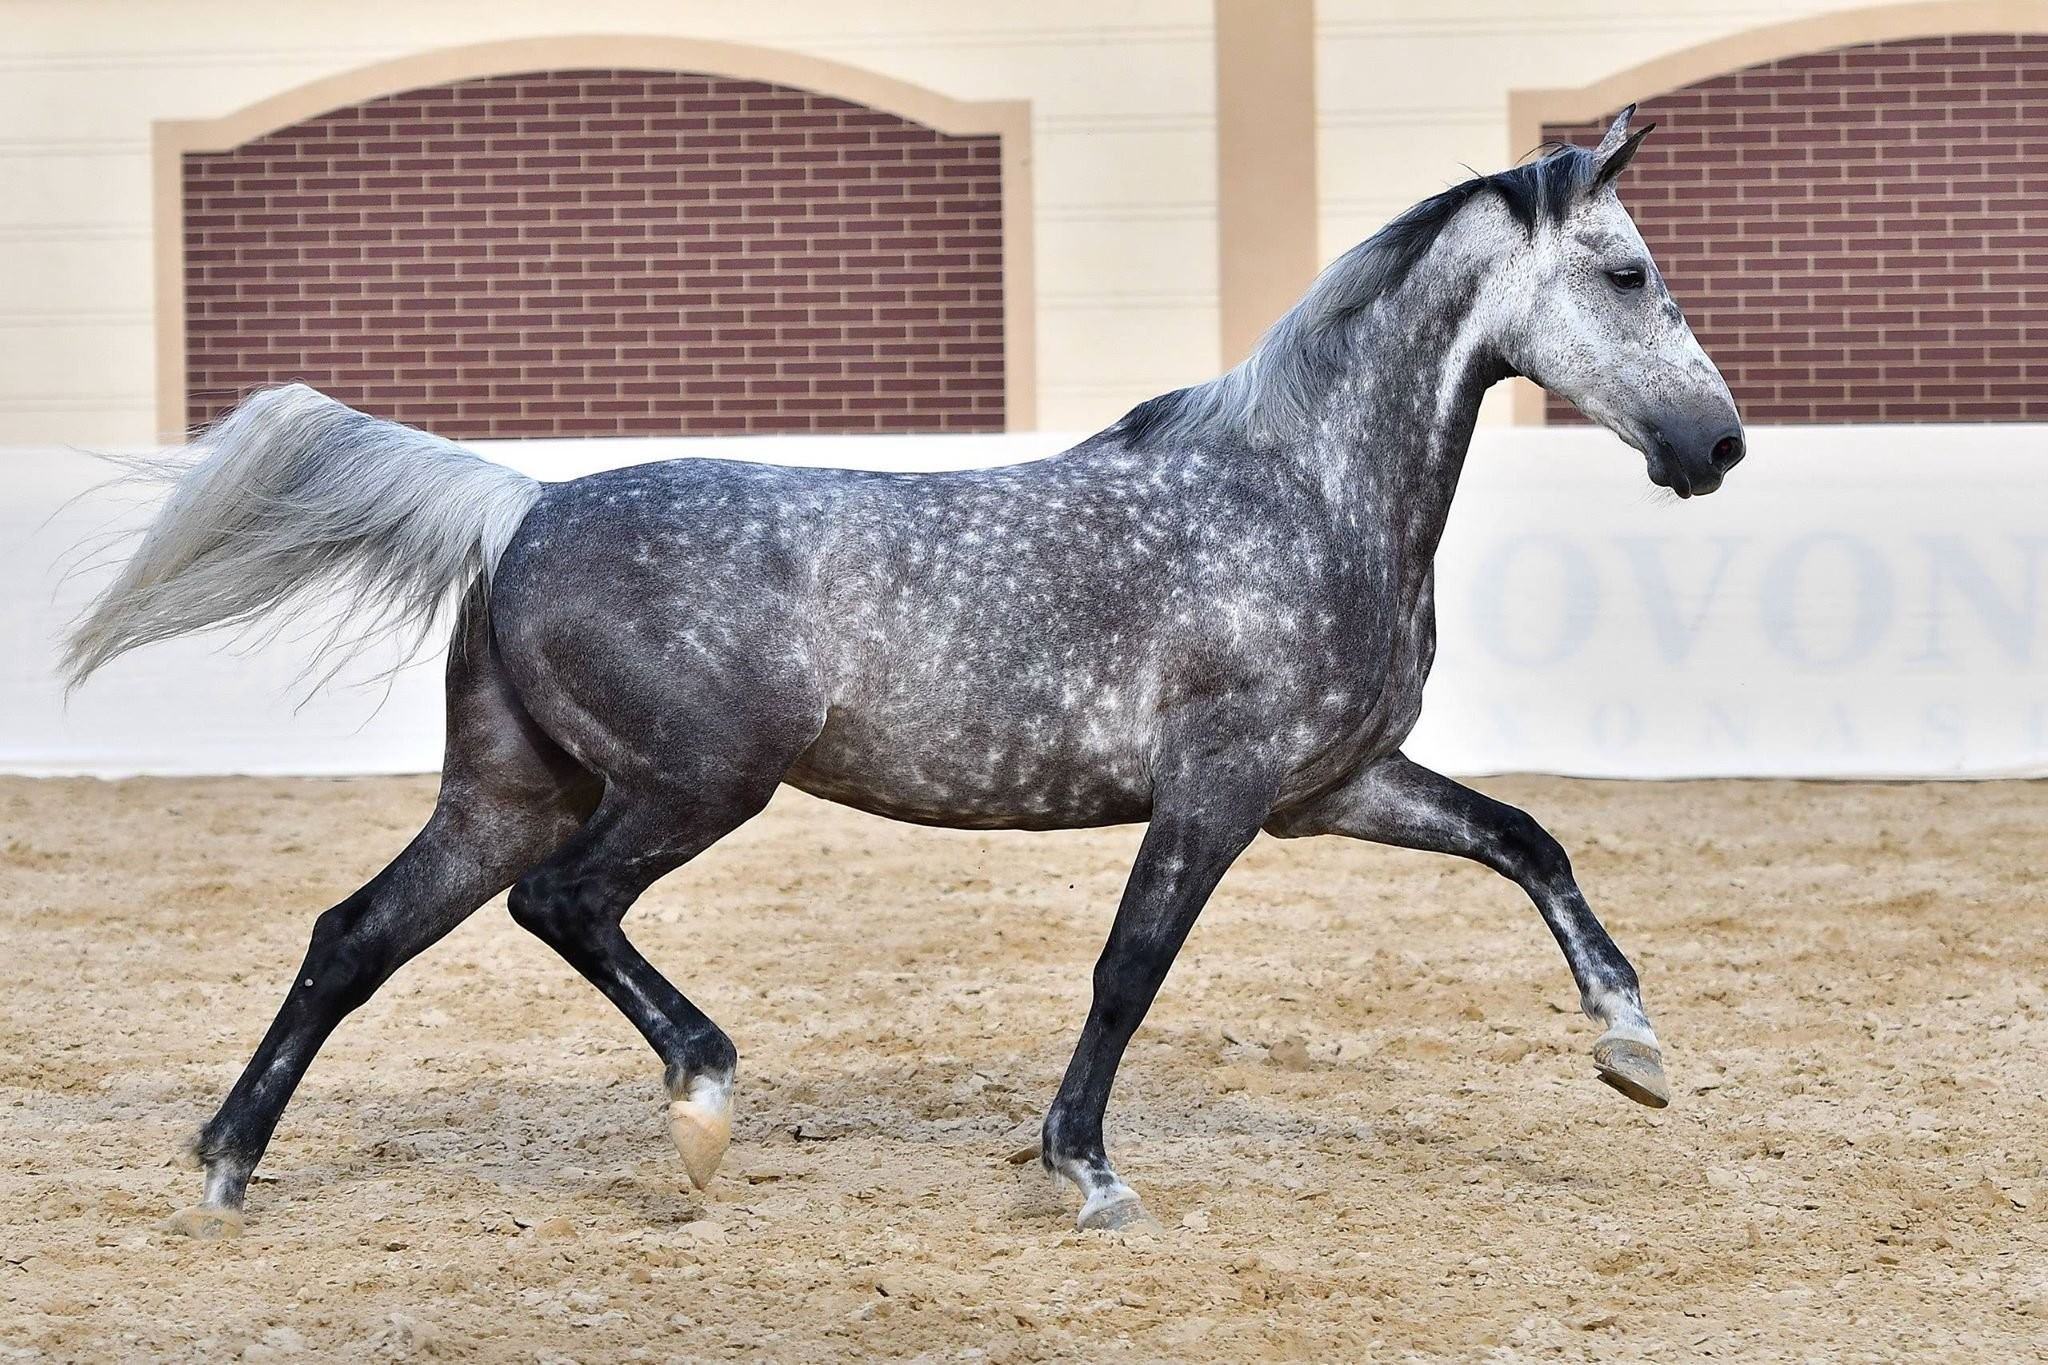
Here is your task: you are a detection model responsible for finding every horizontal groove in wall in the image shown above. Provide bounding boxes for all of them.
[1317,10,1783,41]
[0,223,150,241]
[1039,201,1215,223]
[0,138,150,158]
[0,394,153,410]
[1040,291,1215,309]
[0,311,151,328]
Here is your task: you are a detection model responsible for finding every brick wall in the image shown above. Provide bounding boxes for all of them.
[182,70,1005,437]
[1545,34,2048,424]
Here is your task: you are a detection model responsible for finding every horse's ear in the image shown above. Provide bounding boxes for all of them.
[1592,107,1654,189]
[1593,104,1637,159]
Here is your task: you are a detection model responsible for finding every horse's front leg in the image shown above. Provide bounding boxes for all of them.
[1042,765,1275,1231]
[1266,750,1670,1107]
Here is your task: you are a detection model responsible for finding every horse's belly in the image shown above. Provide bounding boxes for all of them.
[783,714,1153,831]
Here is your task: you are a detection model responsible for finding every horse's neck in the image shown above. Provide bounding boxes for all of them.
[1299,296,1497,571]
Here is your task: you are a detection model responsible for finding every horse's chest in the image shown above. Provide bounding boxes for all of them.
[1274,582,1437,782]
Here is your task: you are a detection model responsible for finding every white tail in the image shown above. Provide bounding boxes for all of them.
[63,383,540,690]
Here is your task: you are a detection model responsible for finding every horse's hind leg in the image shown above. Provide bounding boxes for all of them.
[1266,751,1669,1107]
[506,756,792,1191]
[168,622,595,1237]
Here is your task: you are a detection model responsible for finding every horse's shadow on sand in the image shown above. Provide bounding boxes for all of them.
[244,1058,1598,1225]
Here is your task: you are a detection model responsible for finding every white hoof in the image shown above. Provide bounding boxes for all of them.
[163,1204,243,1239]
[1593,1032,1672,1109]
[667,1075,733,1190]
[1077,1186,1157,1233]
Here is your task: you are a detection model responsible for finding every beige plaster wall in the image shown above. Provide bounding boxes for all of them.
[4,0,2012,442]
[0,0,1218,442]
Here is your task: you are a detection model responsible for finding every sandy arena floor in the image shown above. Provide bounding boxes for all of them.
[0,775,2043,1361]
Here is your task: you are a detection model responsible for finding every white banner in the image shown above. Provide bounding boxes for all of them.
[4,426,2044,779]
[1415,426,2047,778]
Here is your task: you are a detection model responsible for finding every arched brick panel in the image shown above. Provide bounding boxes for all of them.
[1544,34,2048,424]
[180,69,1006,437]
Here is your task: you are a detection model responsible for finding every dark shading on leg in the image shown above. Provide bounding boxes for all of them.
[174,622,595,1235]
[506,780,776,1188]
[1041,771,1273,1229]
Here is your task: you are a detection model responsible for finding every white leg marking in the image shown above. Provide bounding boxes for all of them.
[1585,986,1660,1049]
[1054,1156,1154,1232]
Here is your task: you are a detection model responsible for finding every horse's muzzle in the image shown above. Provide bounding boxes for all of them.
[1646,421,1745,498]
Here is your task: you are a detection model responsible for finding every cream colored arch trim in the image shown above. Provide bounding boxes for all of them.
[152,35,1036,440]
[1504,0,2048,422]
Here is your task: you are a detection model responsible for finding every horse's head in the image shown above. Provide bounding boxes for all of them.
[1501,107,1744,497]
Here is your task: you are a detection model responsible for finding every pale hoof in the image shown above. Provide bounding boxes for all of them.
[1077,1191,1158,1233]
[667,1080,733,1191]
[1593,1035,1671,1109]
[163,1204,243,1239]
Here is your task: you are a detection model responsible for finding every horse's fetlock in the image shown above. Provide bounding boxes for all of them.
[1583,977,1655,1039]
[1040,1107,1102,1171]
[664,1033,737,1095]
[194,1111,256,1165]
[697,1031,739,1080]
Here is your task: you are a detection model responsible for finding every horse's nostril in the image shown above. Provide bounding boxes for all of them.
[1710,432,1745,471]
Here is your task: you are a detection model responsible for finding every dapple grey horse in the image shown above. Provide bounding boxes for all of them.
[68,107,1743,1236]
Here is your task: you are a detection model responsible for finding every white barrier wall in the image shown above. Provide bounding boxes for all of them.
[4,426,2044,779]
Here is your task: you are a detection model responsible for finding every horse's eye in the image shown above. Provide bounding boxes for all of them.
[1607,267,1648,291]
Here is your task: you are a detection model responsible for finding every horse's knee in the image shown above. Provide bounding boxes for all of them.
[300,902,381,1013]
[1491,808,1572,886]
[1089,934,1174,1032]
[506,872,567,942]
[508,868,612,945]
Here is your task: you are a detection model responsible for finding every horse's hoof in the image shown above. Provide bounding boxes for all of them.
[1593,1035,1671,1109]
[163,1204,243,1239]
[667,1080,732,1191]
[1077,1191,1158,1233]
